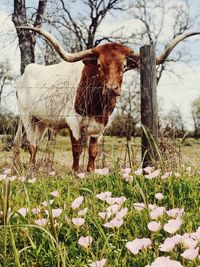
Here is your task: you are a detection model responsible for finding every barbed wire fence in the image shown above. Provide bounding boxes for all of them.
[0,76,141,171]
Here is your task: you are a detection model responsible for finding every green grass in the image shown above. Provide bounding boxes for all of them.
[0,136,200,266]
[0,161,200,266]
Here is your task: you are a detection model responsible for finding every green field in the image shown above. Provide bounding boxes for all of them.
[0,136,200,266]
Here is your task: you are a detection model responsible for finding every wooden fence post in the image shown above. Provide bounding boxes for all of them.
[140,45,158,168]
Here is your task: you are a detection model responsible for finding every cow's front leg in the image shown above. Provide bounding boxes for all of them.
[69,130,83,172]
[28,144,38,164]
[87,137,99,173]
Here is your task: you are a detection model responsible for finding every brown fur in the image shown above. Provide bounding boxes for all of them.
[75,43,138,122]
[73,43,139,172]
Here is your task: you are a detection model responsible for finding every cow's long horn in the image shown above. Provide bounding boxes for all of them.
[17,26,93,62]
[156,32,200,64]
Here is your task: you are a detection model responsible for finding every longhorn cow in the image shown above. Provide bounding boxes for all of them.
[13,27,200,172]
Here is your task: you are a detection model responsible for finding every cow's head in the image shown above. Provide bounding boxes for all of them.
[82,43,139,97]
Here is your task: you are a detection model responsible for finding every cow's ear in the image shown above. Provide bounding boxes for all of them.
[82,56,98,66]
[126,56,139,71]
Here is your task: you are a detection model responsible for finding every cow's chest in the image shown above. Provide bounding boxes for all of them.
[80,117,105,137]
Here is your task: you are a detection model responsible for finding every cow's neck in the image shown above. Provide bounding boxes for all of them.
[75,65,116,125]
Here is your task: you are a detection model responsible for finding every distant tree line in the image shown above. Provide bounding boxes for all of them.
[1,95,200,139]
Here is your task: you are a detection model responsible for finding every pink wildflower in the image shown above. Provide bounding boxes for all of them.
[4,168,12,175]
[103,217,124,228]
[19,176,26,182]
[105,196,126,206]
[42,199,54,206]
[191,227,200,240]
[72,217,85,227]
[116,207,128,220]
[122,172,133,182]
[166,208,184,218]
[121,168,131,174]
[10,176,17,181]
[49,171,56,176]
[145,169,161,179]
[50,191,59,197]
[145,256,183,267]
[89,258,107,267]
[181,247,199,260]
[35,218,48,226]
[149,204,157,210]
[143,166,154,174]
[161,171,173,179]
[71,196,84,209]
[186,166,191,173]
[159,235,182,252]
[98,211,111,220]
[78,236,92,248]
[52,208,63,218]
[96,191,112,201]
[121,168,133,181]
[94,168,109,175]
[150,207,165,220]
[106,204,119,215]
[78,208,88,216]
[155,193,164,200]
[174,172,180,177]
[18,207,28,217]
[147,221,161,232]
[32,208,41,215]
[77,172,86,179]
[134,168,143,175]
[133,202,145,211]
[105,197,116,205]
[116,196,126,205]
[28,177,37,183]
[181,237,198,248]
[163,218,182,234]
[126,238,151,255]
[45,208,63,218]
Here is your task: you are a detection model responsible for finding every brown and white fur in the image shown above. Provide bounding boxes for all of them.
[14,43,139,172]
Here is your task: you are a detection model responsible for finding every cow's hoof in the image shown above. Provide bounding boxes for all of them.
[87,165,95,173]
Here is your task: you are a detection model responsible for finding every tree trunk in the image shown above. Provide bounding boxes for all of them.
[12,0,47,74]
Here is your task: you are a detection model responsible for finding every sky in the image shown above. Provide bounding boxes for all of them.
[0,0,200,130]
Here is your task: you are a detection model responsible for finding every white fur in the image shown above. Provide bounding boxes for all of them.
[16,61,105,145]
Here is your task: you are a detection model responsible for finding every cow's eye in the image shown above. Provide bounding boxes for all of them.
[97,63,101,69]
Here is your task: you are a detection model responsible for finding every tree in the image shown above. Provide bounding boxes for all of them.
[113,0,200,82]
[108,113,139,137]
[114,73,140,139]
[46,0,125,51]
[163,105,186,137]
[0,62,13,109]
[12,0,47,74]
[191,97,200,138]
